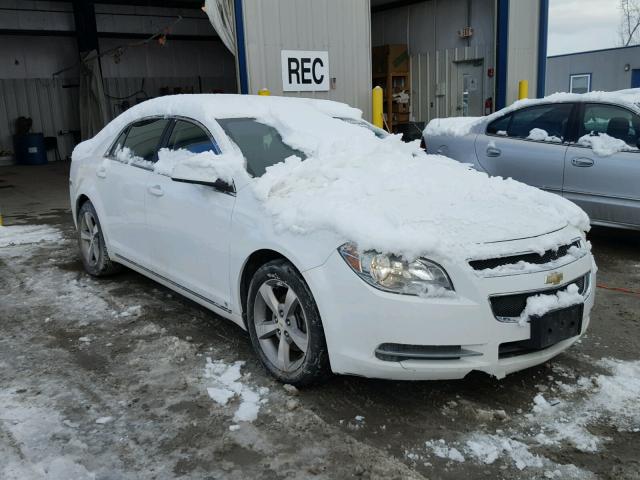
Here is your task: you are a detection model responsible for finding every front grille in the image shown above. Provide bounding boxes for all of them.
[490,274,588,320]
[469,240,581,271]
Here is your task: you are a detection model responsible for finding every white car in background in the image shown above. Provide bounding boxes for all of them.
[423,89,640,230]
[70,94,596,386]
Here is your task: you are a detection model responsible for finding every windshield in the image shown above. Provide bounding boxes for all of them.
[217,118,306,177]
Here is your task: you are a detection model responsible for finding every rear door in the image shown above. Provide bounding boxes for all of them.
[144,118,236,312]
[96,117,170,267]
[475,103,575,194]
[563,103,640,228]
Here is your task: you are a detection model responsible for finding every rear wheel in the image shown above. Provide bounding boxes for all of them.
[77,201,121,277]
[247,259,331,386]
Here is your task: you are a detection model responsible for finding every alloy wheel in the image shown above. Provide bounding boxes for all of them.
[79,210,100,267]
[252,279,309,372]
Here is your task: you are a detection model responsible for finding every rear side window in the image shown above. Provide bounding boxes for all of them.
[167,120,217,153]
[120,118,170,163]
[581,104,640,148]
[488,104,573,141]
[217,118,306,177]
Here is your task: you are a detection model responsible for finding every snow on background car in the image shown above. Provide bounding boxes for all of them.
[424,89,640,157]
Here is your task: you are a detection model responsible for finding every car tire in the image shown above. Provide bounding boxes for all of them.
[247,259,332,386]
[77,201,121,277]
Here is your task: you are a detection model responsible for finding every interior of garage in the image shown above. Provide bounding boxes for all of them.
[370,0,496,131]
[0,0,236,164]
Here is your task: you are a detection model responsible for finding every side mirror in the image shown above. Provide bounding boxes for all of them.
[170,163,234,193]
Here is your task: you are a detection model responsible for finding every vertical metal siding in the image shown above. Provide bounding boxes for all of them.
[241,0,372,119]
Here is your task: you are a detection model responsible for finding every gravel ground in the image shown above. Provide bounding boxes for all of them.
[1,164,639,479]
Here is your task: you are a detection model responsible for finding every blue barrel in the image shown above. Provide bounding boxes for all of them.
[13,133,47,165]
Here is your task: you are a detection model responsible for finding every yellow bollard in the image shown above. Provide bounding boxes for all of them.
[258,88,270,96]
[518,80,529,100]
[372,86,383,129]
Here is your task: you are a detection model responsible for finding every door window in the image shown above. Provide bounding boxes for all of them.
[117,118,170,165]
[167,120,217,153]
[490,104,573,142]
[581,104,640,149]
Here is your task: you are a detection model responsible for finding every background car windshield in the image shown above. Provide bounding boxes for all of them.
[217,118,306,177]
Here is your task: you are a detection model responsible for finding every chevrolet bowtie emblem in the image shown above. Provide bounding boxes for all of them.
[545,272,564,286]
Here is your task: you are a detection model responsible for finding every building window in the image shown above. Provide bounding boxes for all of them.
[570,74,591,94]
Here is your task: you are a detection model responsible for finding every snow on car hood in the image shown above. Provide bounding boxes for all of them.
[246,103,589,262]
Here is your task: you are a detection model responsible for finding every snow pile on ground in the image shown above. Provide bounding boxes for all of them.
[424,439,465,463]
[203,357,269,423]
[0,225,63,247]
[465,434,543,470]
[577,133,633,156]
[527,128,562,143]
[528,358,640,452]
[518,283,584,326]
[155,148,242,184]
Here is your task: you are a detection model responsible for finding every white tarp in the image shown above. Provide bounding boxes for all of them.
[203,0,236,55]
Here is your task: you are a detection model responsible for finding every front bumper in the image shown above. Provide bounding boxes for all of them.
[303,249,595,381]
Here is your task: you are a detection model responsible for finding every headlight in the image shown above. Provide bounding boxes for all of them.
[338,243,454,296]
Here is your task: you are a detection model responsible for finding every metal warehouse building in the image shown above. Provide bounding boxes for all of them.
[546,45,640,95]
[0,0,548,165]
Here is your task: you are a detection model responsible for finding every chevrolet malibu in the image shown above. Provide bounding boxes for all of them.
[70,94,596,386]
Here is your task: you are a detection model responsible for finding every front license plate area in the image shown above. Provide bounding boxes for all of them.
[525,303,584,350]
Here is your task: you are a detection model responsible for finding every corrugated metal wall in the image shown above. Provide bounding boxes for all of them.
[0,78,79,161]
[241,0,372,119]
[506,0,540,104]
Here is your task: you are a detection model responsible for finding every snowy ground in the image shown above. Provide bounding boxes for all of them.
[1,164,639,479]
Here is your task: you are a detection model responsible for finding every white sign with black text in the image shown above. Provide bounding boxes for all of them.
[281,50,329,92]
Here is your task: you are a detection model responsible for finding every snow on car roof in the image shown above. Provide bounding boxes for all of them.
[75,94,589,262]
[73,94,363,159]
[425,88,640,138]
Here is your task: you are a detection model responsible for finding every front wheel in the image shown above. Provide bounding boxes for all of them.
[77,201,121,277]
[247,259,331,386]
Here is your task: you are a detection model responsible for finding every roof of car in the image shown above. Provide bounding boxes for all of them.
[74,94,362,160]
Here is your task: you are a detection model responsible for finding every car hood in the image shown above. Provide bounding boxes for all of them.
[248,133,590,263]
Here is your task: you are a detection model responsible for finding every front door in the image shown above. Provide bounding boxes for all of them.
[455,61,483,117]
[475,102,575,194]
[563,103,640,228]
[145,119,236,312]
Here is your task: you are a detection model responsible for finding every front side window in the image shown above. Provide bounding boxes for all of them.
[503,103,573,141]
[570,74,591,94]
[486,114,511,135]
[581,104,640,149]
[119,118,170,164]
[217,118,306,177]
[167,120,217,153]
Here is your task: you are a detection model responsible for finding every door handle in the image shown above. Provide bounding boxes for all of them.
[96,166,107,178]
[486,146,501,157]
[148,185,164,197]
[571,157,594,167]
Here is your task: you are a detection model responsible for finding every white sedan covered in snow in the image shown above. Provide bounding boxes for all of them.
[70,94,596,385]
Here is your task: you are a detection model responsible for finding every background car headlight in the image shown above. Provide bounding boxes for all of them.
[338,243,454,295]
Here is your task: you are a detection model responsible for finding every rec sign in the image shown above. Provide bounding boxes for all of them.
[281,50,330,92]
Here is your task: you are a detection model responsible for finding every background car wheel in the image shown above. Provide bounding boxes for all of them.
[247,259,332,386]
[77,201,121,277]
